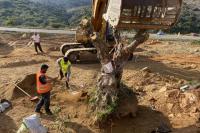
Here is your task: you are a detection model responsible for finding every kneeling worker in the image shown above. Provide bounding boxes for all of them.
[35,64,53,115]
[57,56,71,89]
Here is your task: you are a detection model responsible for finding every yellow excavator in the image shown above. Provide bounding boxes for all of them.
[61,0,182,62]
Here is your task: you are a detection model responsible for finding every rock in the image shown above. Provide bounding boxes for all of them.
[168,114,174,118]
[190,113,199,120]
[191,64,197,69]
[141,67,151,73]
[150,105,156,111]
[165,89,180,98]
[149,97,157,103]
[190,107,198,113]
[73,113,78,118]
[184,64,197,69]
[176,113,182,118]
[178,80,185,84]
[145,84,157,92]
[135,86,142,91]
[159,86,167,93]
[167,103,174,111]
[180,85,190,92]
[180,92,197,109]
[194,49,200,52]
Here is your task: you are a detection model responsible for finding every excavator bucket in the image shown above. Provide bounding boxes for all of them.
[92,0,183,31]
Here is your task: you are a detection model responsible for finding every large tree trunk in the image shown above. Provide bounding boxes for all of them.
[90,30,149,124]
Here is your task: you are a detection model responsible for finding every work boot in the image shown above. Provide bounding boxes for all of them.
[59,76,63,80]
[35,110,43,114]
[46,110,53,115]
[66,82,70,89]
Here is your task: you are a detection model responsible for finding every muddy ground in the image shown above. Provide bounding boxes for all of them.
[1,32,200,133]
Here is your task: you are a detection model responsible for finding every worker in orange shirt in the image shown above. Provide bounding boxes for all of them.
[35,64,53,115]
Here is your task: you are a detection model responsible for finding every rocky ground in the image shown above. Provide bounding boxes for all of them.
[0,32,200,133]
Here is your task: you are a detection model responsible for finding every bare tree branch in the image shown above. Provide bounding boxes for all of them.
[124,30,149,53]
[90,33,112,64]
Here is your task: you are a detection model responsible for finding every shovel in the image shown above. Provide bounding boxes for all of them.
[12,83,39,101]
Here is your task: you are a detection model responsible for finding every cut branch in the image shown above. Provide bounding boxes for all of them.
[124,30,149,54]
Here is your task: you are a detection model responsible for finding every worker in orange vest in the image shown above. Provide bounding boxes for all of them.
[35,64,53,115]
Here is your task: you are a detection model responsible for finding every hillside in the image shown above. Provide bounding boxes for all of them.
[0,0,199,33]
[30,0,90,8]
[170,0,200,33]
[0,0,91,28]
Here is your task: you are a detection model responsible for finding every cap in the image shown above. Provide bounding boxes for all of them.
[63,56,69,62]
[41,64,49,70]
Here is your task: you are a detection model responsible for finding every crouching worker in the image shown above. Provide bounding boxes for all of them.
[35,64,53,115]
[57,56,71,89]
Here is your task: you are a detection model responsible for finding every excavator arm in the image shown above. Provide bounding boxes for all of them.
[91,0,108,32]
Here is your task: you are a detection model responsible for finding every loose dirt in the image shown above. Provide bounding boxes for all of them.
[1,32,200,133]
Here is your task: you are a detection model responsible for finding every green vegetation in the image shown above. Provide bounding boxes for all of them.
[192,40,200,45]
[96,101,118,121]
[30,0,90,8]
[170,3,200,33]
[0,0,199,34]
[88,87,118,122]
[0,0,91,28]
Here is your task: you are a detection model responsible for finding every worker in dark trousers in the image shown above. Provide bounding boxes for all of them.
[35,64,53,115]
[56,56,71,89]
[31,33,44,54]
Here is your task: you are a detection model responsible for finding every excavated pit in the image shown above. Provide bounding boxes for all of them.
[11,74,37,100]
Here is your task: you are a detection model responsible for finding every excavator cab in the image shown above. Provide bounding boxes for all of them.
[92,0,182,31]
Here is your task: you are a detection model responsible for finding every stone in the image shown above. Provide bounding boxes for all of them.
[73,113,78,118]
[145,84,157,92]
[165,89,180,98]
[190,64,197,69]
[191,107,198,113]
[178,80,185,84]
[176,113,182,118]
[141,67,151,73]
[167,103,174,111]
[168,114,174,118]
[159,86,167,93]
[180,92,197,109]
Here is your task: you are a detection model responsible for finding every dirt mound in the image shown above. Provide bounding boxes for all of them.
[55,90,88,103]
[11,74,37,100]
[0,43,13,56]
[0,114,17,133]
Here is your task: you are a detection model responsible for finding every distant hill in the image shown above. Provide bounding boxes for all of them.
[0,0,199,33]
[170,0,200,33]
[0,0,91,28]
[29,0,90,8]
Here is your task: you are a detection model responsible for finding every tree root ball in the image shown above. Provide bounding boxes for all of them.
[115,84,138,118]
[89,84,138,125]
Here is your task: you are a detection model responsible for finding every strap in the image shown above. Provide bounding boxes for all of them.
[22,122,28,129]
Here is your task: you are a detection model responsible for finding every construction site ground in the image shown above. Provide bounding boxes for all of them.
[1,32,200,133]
